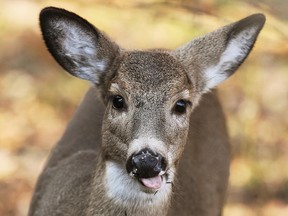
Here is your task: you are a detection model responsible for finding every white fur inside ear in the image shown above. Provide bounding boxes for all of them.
[54,20,107,82]
[203,27,257,91]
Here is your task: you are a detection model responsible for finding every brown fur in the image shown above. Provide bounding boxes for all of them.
[28,7,265,216]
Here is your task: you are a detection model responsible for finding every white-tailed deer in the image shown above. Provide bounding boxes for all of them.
[28,7,265,216]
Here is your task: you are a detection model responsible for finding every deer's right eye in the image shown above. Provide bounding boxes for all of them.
[112,95,125,110]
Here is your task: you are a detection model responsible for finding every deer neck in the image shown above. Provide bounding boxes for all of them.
[86,156,173,216]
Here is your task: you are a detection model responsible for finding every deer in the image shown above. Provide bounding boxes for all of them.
[28,6,265,216]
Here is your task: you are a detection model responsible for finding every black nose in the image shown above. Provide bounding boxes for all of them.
[126,148,167,178]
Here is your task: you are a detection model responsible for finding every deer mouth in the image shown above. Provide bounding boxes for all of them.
[132,169,171,192]
[138,172,165,190]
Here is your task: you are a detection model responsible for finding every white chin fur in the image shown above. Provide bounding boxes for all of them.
[104,161,172,206]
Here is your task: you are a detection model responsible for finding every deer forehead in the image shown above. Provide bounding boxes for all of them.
[111,51,192,100]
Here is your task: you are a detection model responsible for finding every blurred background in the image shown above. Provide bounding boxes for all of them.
[0,0,287,215]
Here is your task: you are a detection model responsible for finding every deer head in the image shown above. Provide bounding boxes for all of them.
[39,7,265,200]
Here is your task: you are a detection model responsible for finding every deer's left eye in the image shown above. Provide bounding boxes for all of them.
[173,100,189,115]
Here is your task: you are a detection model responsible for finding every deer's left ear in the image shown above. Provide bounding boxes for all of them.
[173,14,265,92]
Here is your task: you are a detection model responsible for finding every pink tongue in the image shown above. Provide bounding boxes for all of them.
[140,176,162,189]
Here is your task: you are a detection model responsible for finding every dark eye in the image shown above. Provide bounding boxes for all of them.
[173,99,188,114]
[112,95,125,110]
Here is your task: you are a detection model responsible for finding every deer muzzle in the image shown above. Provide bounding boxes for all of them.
[126,148,167,189]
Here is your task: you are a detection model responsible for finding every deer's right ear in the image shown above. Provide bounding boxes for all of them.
[39,7,120,85]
